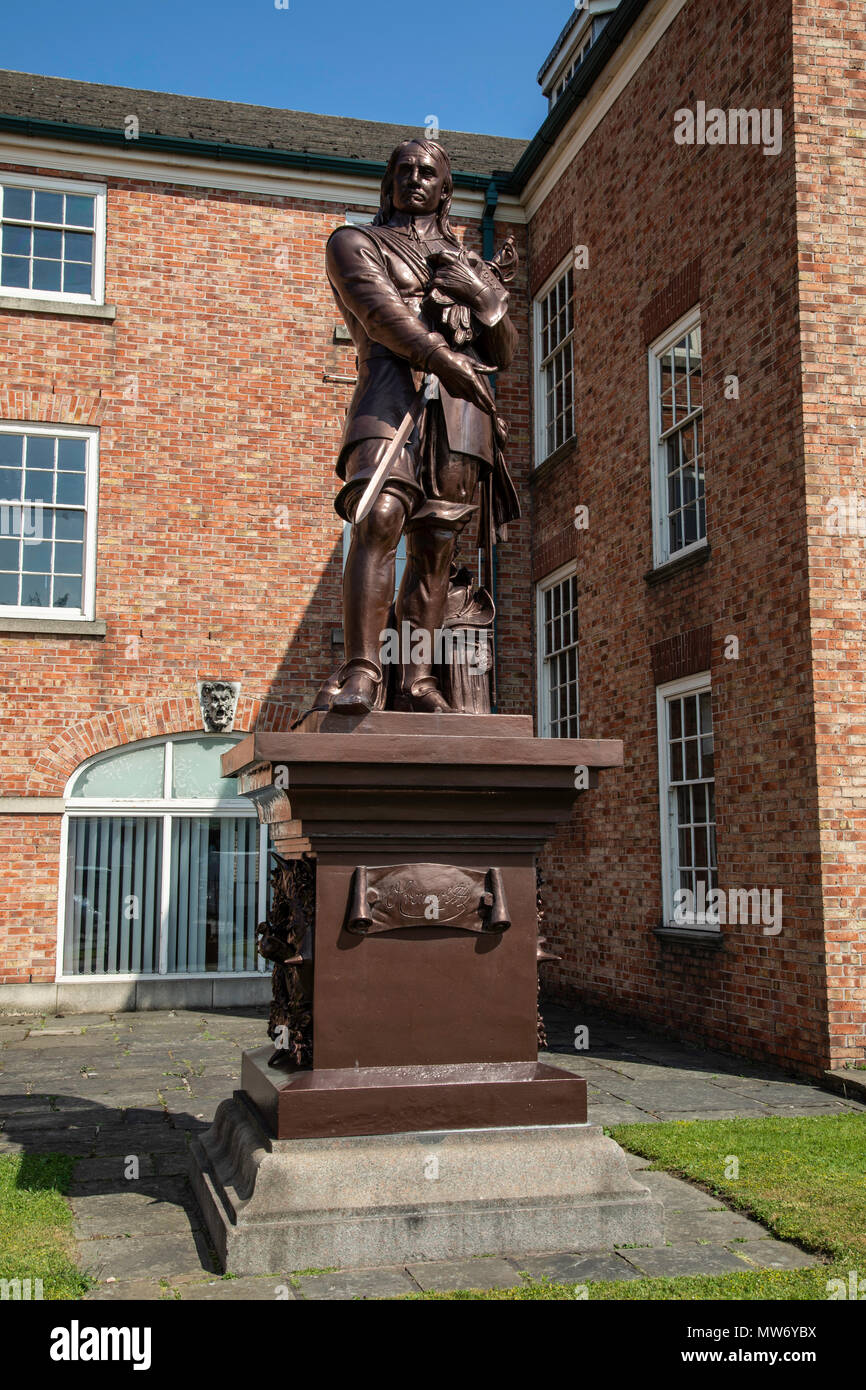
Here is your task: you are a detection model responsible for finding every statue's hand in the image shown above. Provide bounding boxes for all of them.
[428,250,495,314]
[427,345,496,415]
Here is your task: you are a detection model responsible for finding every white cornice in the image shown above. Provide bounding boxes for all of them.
[0,133,526,224]
[523,0,690,220]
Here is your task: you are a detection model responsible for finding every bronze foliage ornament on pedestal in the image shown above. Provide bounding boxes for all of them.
[256,851,315,1068]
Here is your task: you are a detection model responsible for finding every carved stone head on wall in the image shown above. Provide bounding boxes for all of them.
[197,680,240,733]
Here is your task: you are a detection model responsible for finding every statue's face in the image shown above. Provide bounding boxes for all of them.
[390,147,445,217]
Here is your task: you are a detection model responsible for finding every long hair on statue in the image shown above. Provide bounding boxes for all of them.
[373,139,461,248]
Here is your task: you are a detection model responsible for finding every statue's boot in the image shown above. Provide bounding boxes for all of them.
[330,490,406,715]
[398,500,477,714]
[330,657,382,715]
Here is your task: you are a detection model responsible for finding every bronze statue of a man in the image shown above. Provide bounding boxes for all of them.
[314,138,519,716]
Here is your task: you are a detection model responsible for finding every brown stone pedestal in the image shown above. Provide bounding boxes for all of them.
[221,711,621,1137]
[189,713,663,1272]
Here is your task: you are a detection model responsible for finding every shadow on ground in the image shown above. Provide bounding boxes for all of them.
[0,1001,859,1299]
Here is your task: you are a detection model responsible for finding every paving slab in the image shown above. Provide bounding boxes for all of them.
[598,1079,772,1114]
[639,1171,725,1210]
[0,1027,32,1042]
[90,1125,190,1153]
[179,1276,297,1300]
[30,1014,115,1033]
[622,1245,754,1277]
[78,1229,215,1282]
[70,1153,161,1187]
[624,1152,652,1171]
[157,1115,211,1136]
[594,1062,729,1083]
[85,1279,174,1301]
[590,1106,656,1127]
[0,1126,99,1154]
[406,1258,521,1293]
[0,1110,121,1133]
[514,1252,641,1284]
[652,1108,776,1122]
[0,1093,97,1116]
[720,1079,855,1108]
[154,1150,197,1177]
[661,1208,775,1244]
[725,1240,821,1271]
[5,1035,112,1052]
[72,1183,201,1238]
[707,1073,827,1094]
[774,1101,866,1115]
[294,1266,418,1300]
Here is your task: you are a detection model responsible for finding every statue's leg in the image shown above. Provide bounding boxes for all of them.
[331,443,411,714]
[396,449,480,713]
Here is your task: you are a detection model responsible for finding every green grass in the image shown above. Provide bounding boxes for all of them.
[399,1267,837,1300]
[609,1113,866,1263]
[396,1113,866,1299]
[0,1153,92,1300]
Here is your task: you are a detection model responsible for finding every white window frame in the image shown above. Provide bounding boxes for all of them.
[0,170,107,305]
[0,419,99,621]
[536,561,579,739]
[656,672,717,931]
[56,733,269,981]
[648,306,705,568]
[533,257,575,467]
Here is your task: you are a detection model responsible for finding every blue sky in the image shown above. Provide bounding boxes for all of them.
[1,0,574,139]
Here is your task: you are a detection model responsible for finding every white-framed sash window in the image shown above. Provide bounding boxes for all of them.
[58,734,269,979]
[0,421,99,620]
[533,259,575,464]
[537,562,579,738]
[649,308,705,566]
[0,171,106,304]
[657,673,717,929]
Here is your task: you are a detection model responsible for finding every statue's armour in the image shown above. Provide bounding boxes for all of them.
[326,222,518,475]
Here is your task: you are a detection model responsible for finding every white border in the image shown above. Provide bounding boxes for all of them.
[0,419,99,621]
[535,559,579,739]
[0,169,106,304]
[655,670,717,931]
[647,305,704,569]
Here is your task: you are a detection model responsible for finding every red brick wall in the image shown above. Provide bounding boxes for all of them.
[0,815,60,983]
[528,0,841,1073]
[794,0,866,1067]
[0,161,529,980]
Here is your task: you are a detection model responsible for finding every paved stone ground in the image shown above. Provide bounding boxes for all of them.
[0,1002,861,1300]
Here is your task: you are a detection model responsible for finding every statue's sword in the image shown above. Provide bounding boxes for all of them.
[352,373,439,524]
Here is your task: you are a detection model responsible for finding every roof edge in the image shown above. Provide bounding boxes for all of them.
[507,0,652,194]
[0,112,516,193]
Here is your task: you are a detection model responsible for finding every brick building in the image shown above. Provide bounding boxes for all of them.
[0,0,862,1079]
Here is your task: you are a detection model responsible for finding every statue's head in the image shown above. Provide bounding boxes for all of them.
[375,139,459,244]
